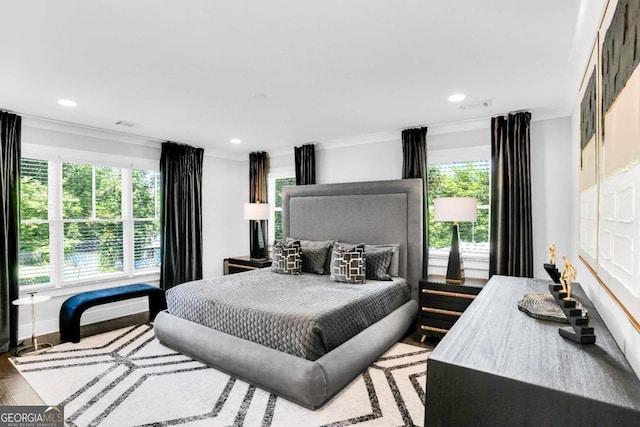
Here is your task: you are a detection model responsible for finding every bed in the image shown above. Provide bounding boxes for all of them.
[154,178,422,409]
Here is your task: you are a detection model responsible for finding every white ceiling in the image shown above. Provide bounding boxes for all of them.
[0,0,605,158]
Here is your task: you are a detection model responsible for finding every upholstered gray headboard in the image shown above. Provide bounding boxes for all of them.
[282,179,423,301]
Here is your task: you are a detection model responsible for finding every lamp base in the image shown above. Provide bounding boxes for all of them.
[249,220,268,260]
[445,223,465,285]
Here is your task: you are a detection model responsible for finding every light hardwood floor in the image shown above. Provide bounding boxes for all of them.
[0,313,436,406]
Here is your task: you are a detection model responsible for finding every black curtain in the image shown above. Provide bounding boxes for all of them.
[294,144,316,185]
[0,112,21,353]
[402,126,428,278]
[249,152,269,257]
[160,142,204,290]
[489,112,533,278]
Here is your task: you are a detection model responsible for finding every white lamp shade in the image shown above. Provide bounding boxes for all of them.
[434,197,477,222]
[244,203,271,220]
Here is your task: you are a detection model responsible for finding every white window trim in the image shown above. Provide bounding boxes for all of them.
[20,143,160,294]
[428,145,490,165]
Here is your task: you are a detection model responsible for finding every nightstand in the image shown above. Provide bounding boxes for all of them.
[418,275,486,340]
[223,256,272,275]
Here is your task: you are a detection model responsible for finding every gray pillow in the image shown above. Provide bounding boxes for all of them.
[330,242,366,284]
[286,238,333,274]
[301,246,328,274]
[365,249,394,281]
[272,240,302,275]
[366,244,400,277]
[338,242,400,277]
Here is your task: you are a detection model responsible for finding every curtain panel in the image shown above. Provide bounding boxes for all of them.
[294,144,316,185]
[0,112,21,352]
[401,126,428,278]
[489,112,533,278]
[249,152,269,258]
[160,142,204,290]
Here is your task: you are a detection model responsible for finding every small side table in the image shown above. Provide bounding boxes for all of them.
[223,256,272,275]
[417,275,486,341]
[12,293,53,356]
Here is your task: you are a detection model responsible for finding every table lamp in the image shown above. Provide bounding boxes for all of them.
[434,197,477,284]
[244,202,271,260]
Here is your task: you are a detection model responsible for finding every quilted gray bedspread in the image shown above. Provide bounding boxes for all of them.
[165,268,411,361]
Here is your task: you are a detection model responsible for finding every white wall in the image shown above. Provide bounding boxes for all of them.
[17,120,247,340]
[201,155,248,278]
[317,139,403,184]
[270,126,491,184]
[530,117,574,279]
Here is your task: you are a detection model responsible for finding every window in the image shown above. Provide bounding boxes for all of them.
[132,170,161,271]
[19,159,50,285]
[268,174,296,244]
[19,157,160,288]
[427,160,490,252]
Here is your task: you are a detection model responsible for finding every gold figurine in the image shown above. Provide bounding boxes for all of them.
[549,243,557,265]
[560,255,577,301]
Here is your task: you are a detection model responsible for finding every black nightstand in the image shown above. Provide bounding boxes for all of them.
[418,275,486,340]
[223,256,272,275]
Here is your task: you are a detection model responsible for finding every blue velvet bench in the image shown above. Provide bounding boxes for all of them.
[59,284,166,343]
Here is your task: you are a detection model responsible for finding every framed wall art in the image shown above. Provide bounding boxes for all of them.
[591,0,640,332]
[578,39,599,272]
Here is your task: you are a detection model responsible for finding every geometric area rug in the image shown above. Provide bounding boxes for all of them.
[11,324,430,426]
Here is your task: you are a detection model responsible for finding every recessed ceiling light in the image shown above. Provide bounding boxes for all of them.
[58,99,77,107]
[448,94,466,103]
[230,138,242,144]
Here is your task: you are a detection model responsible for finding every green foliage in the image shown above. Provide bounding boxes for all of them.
[427,161,490,249]
[20,159,50,274]
[62,163,91,218]
[274,210,283,241]
[133,169,159,219]
[21,176,48,221]
[275,177,296,208]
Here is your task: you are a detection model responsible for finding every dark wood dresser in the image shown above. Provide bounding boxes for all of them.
[417,276,486,339]
[425,276,640,425]
[223,256,272,275]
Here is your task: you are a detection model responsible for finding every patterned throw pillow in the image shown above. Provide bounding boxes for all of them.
[330,242,366,284]
[272,240,302,275]
[366,249,394,281]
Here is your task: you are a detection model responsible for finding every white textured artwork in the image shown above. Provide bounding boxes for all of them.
[599,165,640,298]
[580,185,598,261]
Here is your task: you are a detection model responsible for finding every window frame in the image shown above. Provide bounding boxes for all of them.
[267,167,295,246]
[19,144,160,293]
[427,145,491,279]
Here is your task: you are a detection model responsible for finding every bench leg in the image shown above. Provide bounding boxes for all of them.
[60,313,82,343]
[148,292,167,321]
